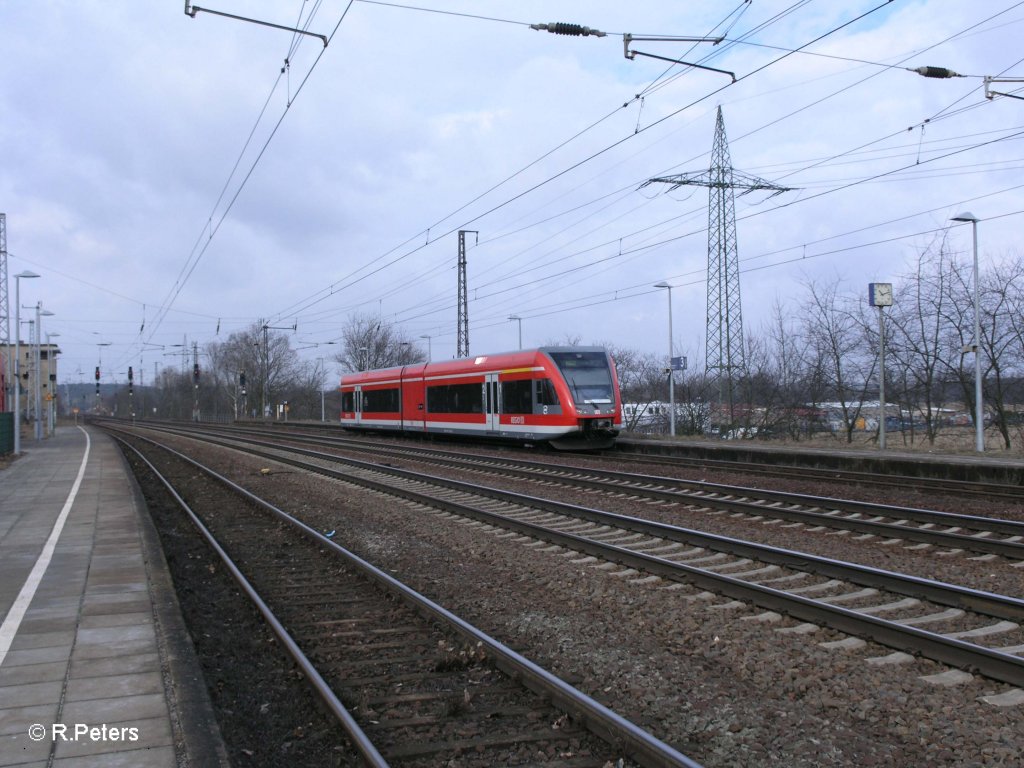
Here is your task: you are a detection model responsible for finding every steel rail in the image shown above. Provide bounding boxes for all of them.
[114,437,390,768]
[113,429,705,768]
[195,419,1024,500]
[142,421,1024,556]
[141,421,1024,561]
[111,424,1024,688]
[123,423,1024,622]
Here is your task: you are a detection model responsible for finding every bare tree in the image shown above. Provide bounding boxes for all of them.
[608,345,670,432]
[977,258,1024,448]
[799,276,876,443]
[336,313,426,372]
[940,257,995,446]
[884,238,957,445]
[760,297,821,439]
[204,322,303,418]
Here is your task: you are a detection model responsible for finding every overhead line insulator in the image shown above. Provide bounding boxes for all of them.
[914,66,961,79]
[531,22,606,38]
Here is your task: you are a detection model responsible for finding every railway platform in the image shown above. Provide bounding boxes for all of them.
[617,435,1024,484]
[0,425,226,767]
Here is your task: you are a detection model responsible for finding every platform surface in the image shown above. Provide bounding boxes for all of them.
[0,425,225,767]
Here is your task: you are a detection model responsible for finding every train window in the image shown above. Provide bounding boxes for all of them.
[426,383,484,413]
[362,387,400,413]
[548,351,614,404]
[536,378,559,407]
[426,386,446,413]
[341,391,355,412]
[502,380,533,414]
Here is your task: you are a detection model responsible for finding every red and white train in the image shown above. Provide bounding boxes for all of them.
[340,346,622,449]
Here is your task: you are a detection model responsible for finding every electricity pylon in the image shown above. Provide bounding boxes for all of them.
[642,106,793,421]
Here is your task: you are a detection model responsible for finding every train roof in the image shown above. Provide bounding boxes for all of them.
[341,346,611,385]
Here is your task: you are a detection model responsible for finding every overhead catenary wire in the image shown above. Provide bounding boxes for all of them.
[99,1,935,356]
[142,1,356,356]
[271,1,902,330]
[59,2,1019,370]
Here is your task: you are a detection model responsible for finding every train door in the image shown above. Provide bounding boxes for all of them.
[484,373,500,432]
[353,386,363,425]
[401,368,427,432]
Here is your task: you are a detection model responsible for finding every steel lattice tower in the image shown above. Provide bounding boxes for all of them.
[456,230,476,358]
[643,107,792,417]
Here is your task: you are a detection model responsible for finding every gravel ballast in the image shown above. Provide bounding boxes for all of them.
[124,431,1024,767]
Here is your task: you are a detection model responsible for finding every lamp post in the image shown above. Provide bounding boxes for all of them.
[419,335,432,361]
[508,315,522,350]
[35,306,54,440]
[951,212,984,452]
[654,282,675,437]
[12,271,39,455]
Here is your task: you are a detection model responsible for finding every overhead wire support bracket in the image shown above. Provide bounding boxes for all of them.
[185,2,328,47]
[914,66,1024,102]
[984,75,1024,101]
[623,34,734,82]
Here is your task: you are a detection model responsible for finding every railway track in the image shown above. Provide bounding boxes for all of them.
[246,420,1024,501]
[132,422,1024,562]
[114,430,701,767]
[105,422,1024,696]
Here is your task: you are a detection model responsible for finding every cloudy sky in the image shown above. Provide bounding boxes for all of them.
[3,1,1022,387]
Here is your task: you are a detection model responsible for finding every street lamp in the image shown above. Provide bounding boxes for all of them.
[508,315,523,350]
[654,282,675,437]
[35,306,54,440]
[950,212,984,453]
[12,270,39,455]
[419,335,432,361]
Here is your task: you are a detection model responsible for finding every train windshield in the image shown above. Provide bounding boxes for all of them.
[548,351,614,405]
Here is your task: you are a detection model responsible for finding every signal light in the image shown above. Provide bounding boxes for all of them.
[193,363,200,383]
[128,366,133,382]
[95,366,100,381]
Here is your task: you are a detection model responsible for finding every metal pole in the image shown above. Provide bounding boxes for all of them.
[34,308,42,440]
[970,219,983,452]
[668,286,675,437]
[509,316,522,350]
[654,283,675,437]
[319,359,325,422]
[46,332,58,436]
[878,305,886,450]
[13,282,21,454]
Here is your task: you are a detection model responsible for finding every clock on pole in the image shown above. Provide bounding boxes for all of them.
[869,282,893,307]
